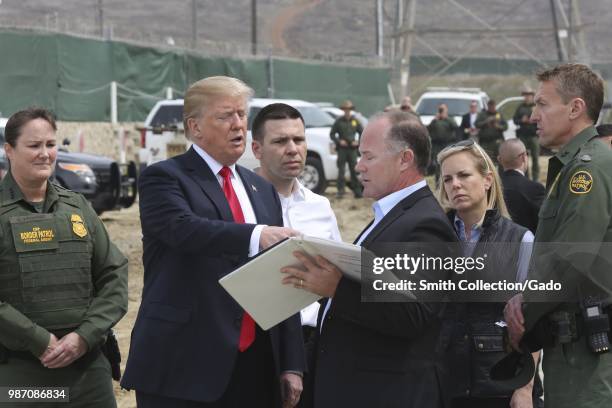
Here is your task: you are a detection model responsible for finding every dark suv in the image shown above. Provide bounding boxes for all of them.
[0,120,137,214]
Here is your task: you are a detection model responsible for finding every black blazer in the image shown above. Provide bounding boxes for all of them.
[121,147,305,402]
[311,185,457,408]
[501,169,546,233]
[459,112,477,140]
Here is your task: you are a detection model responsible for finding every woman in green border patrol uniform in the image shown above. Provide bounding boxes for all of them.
[0,107,128,407]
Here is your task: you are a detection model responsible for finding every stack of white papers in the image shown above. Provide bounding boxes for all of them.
[219,236,362,330]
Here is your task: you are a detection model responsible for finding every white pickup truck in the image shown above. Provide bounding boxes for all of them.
[138,98,339,194]
[415,87,490,126]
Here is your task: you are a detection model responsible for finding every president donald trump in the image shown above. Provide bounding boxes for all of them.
[122,76,305,407]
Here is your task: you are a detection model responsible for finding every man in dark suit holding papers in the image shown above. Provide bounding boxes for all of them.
[121,76,305,407]
[282,111,457,408]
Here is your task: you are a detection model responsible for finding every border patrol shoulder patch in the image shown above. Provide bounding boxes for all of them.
[569,170,593,194]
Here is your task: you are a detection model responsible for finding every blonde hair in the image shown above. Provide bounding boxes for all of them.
[436,142,509,217]
[183,76,254,138]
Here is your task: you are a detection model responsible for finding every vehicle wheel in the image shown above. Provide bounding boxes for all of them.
[299,156,327,194]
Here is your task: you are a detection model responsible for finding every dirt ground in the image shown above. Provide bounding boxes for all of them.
[107,156,547,407]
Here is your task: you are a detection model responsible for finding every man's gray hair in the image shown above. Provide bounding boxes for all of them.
[369,110,430,174]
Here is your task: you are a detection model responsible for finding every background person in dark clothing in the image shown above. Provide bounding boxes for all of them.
[498,139,546,233]
[428,103,459,179]
[476,100,507,165]
[459,100,480,141]
[596,123,612,148]
[513,88,540,181]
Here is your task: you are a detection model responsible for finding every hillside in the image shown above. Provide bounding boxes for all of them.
[1,0,610,64]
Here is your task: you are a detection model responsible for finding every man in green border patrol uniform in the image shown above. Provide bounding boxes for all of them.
[513,87,540,181]
[330,100,363,198]
[476,99,508,165]
[0,107,128,407]
[427,103,458,180]
[505,64,612,408]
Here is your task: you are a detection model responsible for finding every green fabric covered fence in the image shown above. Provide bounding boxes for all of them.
[0,29,391,121]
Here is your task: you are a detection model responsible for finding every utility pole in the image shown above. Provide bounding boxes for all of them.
[97,0,104,38]
[375,0,383,59]
[399,0,417,99]
[570,0,588,63]
[391,0,403,63]
[391,0,405,101]
[191,0,197,50]
[568,0,574,61]
[251,0,257,55]
[550,0,564,61]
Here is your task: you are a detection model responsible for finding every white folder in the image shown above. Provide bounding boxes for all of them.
[219,236,362,330]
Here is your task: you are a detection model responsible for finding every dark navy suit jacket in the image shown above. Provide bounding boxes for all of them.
[121,147,305,402]
[501,169,546,233]
[310,186,457,408]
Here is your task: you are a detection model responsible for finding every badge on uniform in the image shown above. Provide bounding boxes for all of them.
[351,119,357,127]
[569,170,593,194]
[71,214,88,238]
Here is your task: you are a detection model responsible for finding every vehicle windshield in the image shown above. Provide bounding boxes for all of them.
[417,98,477,116]
[151,105,183,127]
[248,105,334,130]
[298,106,335,128]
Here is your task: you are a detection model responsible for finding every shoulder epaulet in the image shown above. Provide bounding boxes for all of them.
[51,182,83,203]
[51,181,70,192]
[576,138,609,163]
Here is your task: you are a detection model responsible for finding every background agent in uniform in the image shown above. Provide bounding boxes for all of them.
[595,123,612,148]
[427,103,459,179]
[329,100,363,198]
[513,88,540,181]
[475,100,507,165]
[0,107,128,407]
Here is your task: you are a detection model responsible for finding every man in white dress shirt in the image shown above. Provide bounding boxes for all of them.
[251,103,342,331]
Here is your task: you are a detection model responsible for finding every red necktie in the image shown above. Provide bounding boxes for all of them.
[219,166,255,352]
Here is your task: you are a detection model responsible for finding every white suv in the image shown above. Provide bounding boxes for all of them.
[415,87,489,126]
[138,98,337,194]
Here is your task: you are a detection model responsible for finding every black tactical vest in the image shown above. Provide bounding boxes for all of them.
[0,189,93,330]
[442,209,528,398]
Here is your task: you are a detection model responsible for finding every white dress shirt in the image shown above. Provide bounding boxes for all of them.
[321,180,428,330]
[469,112,478,128]
[192,144,264,257]
[279,179,342,327]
